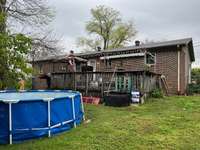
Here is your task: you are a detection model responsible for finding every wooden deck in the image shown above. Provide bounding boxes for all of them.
[33,71,161,97]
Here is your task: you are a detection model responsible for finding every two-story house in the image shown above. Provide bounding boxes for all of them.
[76,38,194,94]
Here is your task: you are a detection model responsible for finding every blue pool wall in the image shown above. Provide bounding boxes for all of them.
[0,90,84,144]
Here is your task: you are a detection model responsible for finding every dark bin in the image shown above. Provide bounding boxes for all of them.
[104,92,131,107]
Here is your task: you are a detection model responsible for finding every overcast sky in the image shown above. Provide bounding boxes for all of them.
[48,0,200,67]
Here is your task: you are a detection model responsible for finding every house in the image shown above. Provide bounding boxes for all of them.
[32,52,87,89]
[75,38,195,95]
[32,51,87,74]
[32,38,195,95]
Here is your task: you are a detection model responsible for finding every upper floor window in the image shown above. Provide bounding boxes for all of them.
[61,65,67,71]
[39,64,43,73]
[146,52,156,65]
[105,59,112,68]
[87,60,96,72]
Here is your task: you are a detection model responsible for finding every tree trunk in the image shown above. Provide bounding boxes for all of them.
[103,38,107,50]
[0,0,7,33]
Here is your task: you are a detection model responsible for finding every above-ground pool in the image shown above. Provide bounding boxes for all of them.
[0,90,85,144]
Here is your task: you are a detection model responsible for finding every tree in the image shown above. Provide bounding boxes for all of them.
[191,68,200,84]
[0,1,61,89]
[0,0,53,33]
[77,37,102,51]
[0,0,62,58]
[77,5,137,51]
[30,31,63,63]
[0,31,32,89]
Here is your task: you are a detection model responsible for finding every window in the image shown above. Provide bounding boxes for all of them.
[87,60,96,80]
[61,65,67,71]
[87,60,96,72]
[146,52,156,65]
[105,59,112,68]
[39,64,43,73]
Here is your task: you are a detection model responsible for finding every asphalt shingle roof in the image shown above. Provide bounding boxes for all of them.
[76,37,194,61]
[33,37,195,62]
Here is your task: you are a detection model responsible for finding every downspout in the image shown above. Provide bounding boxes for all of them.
[177,48,181,93]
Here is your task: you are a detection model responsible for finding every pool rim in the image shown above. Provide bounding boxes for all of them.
[0,90,85,144]
[0,90,80,103]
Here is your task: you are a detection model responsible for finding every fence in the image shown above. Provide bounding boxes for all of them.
[36,71,160,97]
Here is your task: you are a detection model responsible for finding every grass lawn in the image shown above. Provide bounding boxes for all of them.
[1,96,200,150]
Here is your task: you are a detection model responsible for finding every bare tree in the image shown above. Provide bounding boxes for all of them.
[2,0,53,27]
[0,0,62,58]
[30,31,64,63]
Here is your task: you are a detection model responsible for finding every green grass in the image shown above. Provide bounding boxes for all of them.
[1,96,200,150]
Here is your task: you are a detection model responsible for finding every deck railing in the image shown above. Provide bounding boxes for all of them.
[37,71,161,97]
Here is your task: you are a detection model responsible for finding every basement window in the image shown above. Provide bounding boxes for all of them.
[146,52,156,65]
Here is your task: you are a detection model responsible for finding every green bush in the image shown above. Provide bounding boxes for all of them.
[192,68,200,84]
[186,83,200,95]
[25,78,33,90]
[150,88,164,98]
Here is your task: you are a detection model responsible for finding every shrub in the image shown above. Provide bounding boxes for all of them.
[186,83,200,95]
[150,88,164,98]
[191,68,200,84]
[25,78,33,90]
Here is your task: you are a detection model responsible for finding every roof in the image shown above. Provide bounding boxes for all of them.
[33,55,88,63]
[76,38,195,61]
[33,37,195,62]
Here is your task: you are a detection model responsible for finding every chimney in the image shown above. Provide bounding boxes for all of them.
[135,40,140,46]
[70,50,74,54]
[68,50,74,58]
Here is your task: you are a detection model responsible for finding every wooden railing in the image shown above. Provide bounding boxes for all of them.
[45,71,161,97]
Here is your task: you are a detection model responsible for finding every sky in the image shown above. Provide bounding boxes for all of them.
[48,0,200,67]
